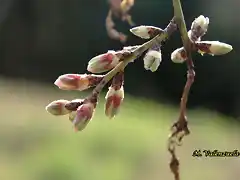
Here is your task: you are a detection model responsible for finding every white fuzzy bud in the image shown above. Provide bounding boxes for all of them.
[143,50,162,72]
[171,47,187,63]
[195,41,233,56]
[130,25,163,39]
[189,15,209,41]
[191,15,209,32]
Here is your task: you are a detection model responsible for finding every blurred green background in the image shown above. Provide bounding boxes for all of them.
[0,0,239,180]
[0,78,240,180]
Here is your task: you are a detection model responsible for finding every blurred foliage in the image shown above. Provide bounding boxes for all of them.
[0,77,240,180]
[0,0,239,117]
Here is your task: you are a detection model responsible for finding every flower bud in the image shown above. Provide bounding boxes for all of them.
[54,74,89,91]
[87,50,121,73]
[195,41,233,56]
[171,47,187,63]
[189,15,209,41]
[105,86,124,119]
[143,50,162,72]
[72,102,96,132]
[130,25,163,39]
[45,99,71,116]
[192,15,209,32]
[54,74,103,91]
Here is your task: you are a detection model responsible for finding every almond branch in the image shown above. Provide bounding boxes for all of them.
[46,2,233,179]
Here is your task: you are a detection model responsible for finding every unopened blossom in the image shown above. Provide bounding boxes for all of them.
[188,15,209,41]
[72,102,96,132]
[87,50,121,73]
[105,86,124,119]
[192,15,209,32]
[130,25,163,39]
[195,41,233,56]
[54,74,103,91]
[143,49,162,72]
[171,47,187,63]
[45,99,71,116]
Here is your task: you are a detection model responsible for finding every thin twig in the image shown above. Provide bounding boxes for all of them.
[168,0,195,180]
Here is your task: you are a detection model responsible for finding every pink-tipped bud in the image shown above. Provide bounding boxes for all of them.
[130,25,163,39]
[105,86,124,119]
[45,99,71,116]
[143,50,162,72]
[195,41,233,56]
[171,47,187,63]
[54,74,89,91]
[87,50,121,73]
[189,15,209,41]
[72,102,96,132]
[54,74,103,91]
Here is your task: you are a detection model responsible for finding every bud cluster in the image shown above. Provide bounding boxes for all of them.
[129,15,232,70]
[171,15,232,63]
[45,14,233,133]
[46,52,127,131]
[46,98,96,131]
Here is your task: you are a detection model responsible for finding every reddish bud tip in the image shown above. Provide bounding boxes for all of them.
[87,51,120,73]
[54,74,90,91]
[72,102,95,131]
[105,86,124,119]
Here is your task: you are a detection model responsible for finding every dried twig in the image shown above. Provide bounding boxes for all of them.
[106,0,135,43]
